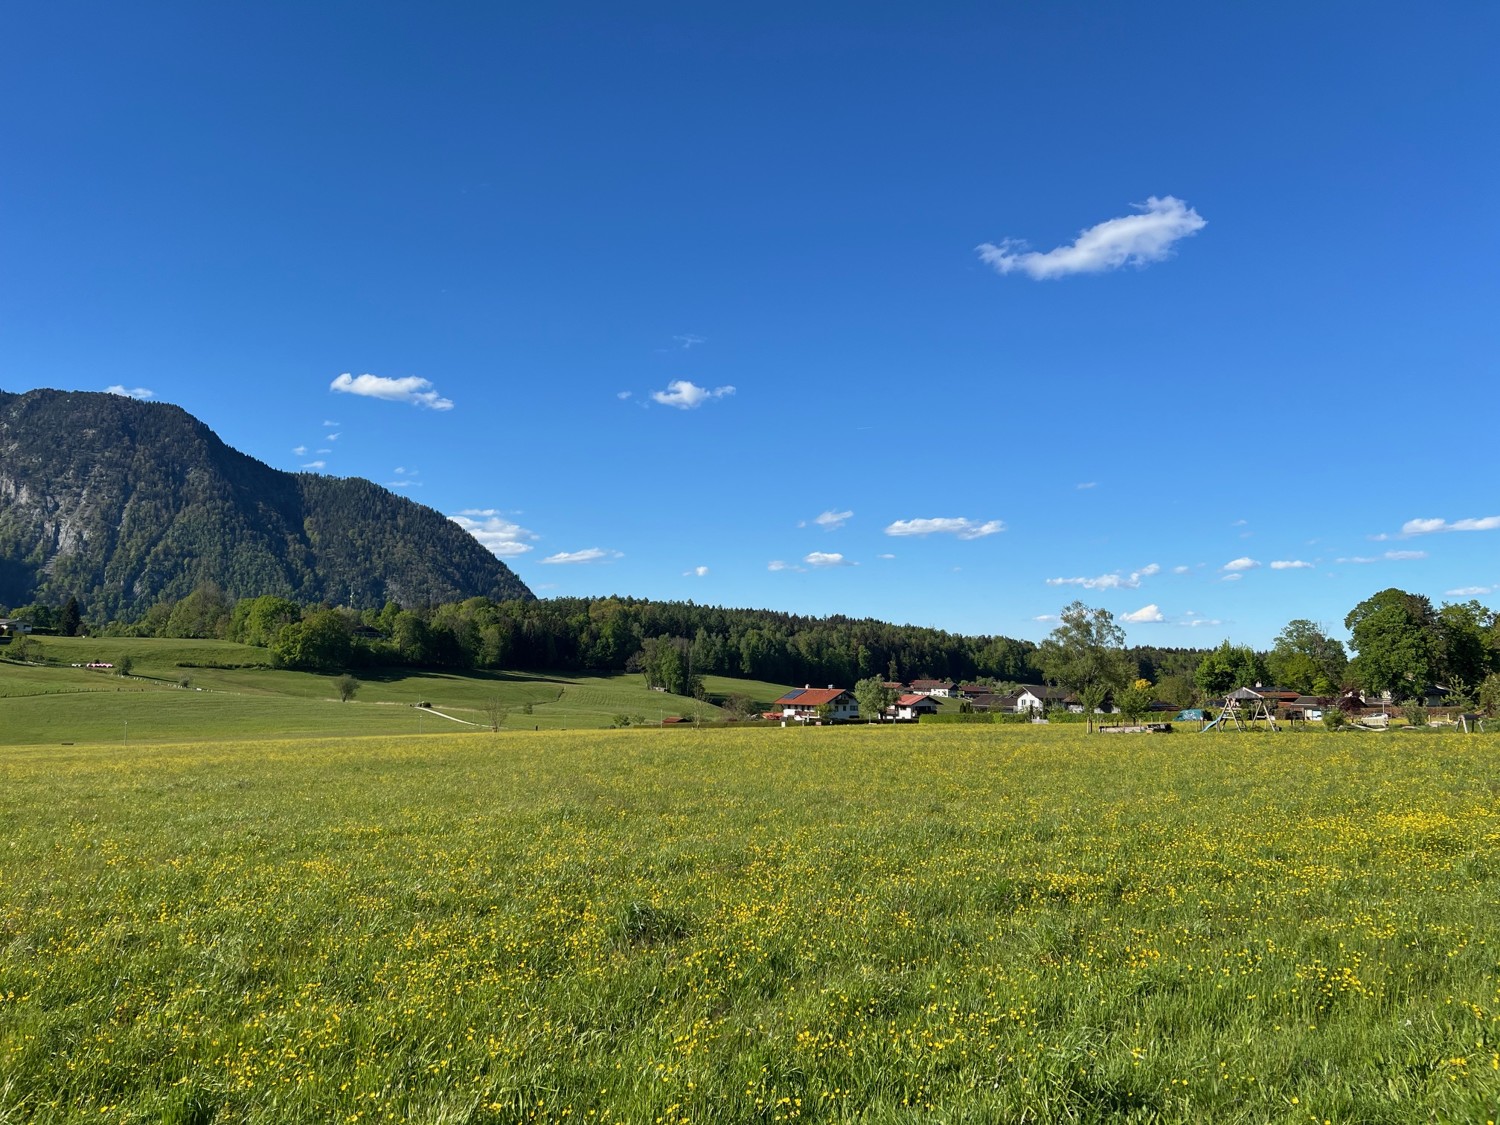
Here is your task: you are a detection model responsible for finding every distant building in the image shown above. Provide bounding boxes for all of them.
[770,686,859,724]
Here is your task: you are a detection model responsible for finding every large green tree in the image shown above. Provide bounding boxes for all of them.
[1266,619,1346,694]
[1036,602,1131,697]
[1194,641,1267,698]
[1345,588,1436,696]
[1433,600,1492,691]
[853,676,895,722]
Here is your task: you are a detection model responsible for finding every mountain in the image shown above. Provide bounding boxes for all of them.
[0,388,532,618]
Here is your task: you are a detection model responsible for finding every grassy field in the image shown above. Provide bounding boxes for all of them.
[0,638,786,745]
[2,725,1498,1123]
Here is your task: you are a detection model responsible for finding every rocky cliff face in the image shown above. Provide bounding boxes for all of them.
[0,388,532,618]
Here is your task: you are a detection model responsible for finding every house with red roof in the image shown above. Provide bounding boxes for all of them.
[886,693,940,722]
[770,686,859,724]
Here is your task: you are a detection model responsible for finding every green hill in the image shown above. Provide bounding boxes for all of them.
[0,388,532,618]
[0,636,789,745]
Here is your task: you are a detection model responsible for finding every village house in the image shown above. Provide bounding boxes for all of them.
[908,679,958,698]
[770,686,860,725]
[886,693,941,722]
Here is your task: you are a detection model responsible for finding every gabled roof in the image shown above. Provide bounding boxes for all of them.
[773,687,851,708]
[909,679,956,690]
[894,693,935,706]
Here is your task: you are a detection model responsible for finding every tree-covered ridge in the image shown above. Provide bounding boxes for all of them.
[0,388,531,615]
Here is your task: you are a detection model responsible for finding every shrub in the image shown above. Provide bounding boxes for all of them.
[1400,699,1428,727]
[1322,709,1348,731]
[334,674,359,703]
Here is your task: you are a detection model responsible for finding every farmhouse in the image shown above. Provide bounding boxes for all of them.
[0,618,31,641]
[770,686,860,725]
[908,679,958,698]
[1014,685,1080,714]
[886,693,940,722]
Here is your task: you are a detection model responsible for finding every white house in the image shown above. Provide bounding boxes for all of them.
[771,686,860,724]
[886,693,941,722]
[908,679,958,698]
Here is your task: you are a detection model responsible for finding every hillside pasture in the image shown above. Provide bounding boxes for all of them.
[1,637,748,745]
[2,725,1498,1122]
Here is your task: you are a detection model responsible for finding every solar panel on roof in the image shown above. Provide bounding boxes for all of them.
[784,688,806,700]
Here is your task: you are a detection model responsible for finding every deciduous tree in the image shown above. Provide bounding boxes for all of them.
[1036,602,1131,698]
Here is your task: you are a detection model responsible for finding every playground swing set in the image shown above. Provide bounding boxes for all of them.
[1200,686,1280,732]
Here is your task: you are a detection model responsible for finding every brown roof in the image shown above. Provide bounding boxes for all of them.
[773,687,851,708]
[910,679,956,690]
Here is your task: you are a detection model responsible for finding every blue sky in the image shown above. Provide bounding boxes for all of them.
[4,2,1497,648]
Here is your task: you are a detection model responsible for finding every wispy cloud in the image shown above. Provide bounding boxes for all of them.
[651,380,736,409]
[1184,617,1224,628]
[672,334,705,350]
[1047,563,1160,591]
[1033,614,1058,623]
[292,445,308,456]
[1336,550,1428,564]
[616,390,633,400]
[1447,585,1493,596]
[804,551,855,568]
[1172,565,1191,575]
[977,195,1206,280]
[323,419,339,427]
[684,565,709,577]
[105,385,154,400]
[330,373,454,410]
[1269,560,1313,570]
[1222,557,1260,572]
[768,560,804,573]
[801,509,853,531]
[1121,604,1165,624]
[540,548,623,565]
[884,517,1005,540]
[449,510,540,558]
[1076,481,1097,490]
[301,460,327,470]
[1222,573,1243,582]
[1397,515,1500,537]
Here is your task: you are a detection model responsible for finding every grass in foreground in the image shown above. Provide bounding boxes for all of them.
[2,726,1498,1123]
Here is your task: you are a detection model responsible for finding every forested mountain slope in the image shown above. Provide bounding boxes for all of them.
[0,388,531,616]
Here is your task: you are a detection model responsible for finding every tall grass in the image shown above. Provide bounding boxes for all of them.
[1,726,1497,1122]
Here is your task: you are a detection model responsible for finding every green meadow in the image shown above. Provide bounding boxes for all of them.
[2,724,1498,1123]
[0,638,800,746]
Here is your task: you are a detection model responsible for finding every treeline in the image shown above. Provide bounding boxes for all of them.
[14,584,1047,685]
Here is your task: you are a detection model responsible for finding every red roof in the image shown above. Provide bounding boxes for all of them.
[895,693,931,706]
[773,687,850,708]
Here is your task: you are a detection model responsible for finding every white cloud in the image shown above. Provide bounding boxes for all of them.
[977,195,1206,280]
[1401,515,1500,536]
[1221,573,1243,582]
[684,565,710,577]
[1269,560,1314,570]
[651,380,736,409]
[768,560,804,573]
[540,548,622,565]
[673,334,705,349]
[105,385,155,400]
[884,517,1005,540]
[301,460,327,470]
[1121,604,1165,624]
[292,445,308,456]
[801,509,853,531]
[1222,557,1260,572]
[616,391,633,400]
[386,480,415,490]
[1447,586,1493,596]
[330,372,454,410]
[804,551,854,568]
[323,419,339,427]
[326,433,340,441]
[1185,617,1223,628]
[1384,550,1427,560]
[448,510,540,558]
[1047,563,1159,591]
[1076,481,1097,490]
[878,553,895,560]
[1172,565,1191,575]
[1033,614,1058,623]
[1338,549,1428,564]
